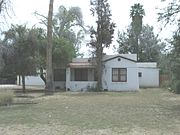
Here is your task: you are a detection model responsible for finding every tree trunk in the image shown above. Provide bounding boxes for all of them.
[46,0,54,94]
[96,47,103,91]
[22,75,26,93]
[135,35,139,61]
[132,15,142,61]
[96,0,103,91]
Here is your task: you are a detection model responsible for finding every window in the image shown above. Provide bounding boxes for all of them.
[112,68,127,82]
[74,68,88,81]
[138,72,142,77]
[54,69,66,81]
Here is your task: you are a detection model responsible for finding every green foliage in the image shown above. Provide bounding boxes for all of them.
[158,0,180,94]
[129,3,145,60]
[89,0,115,90]
[2,24,37,76]
[130,3,145,36]
[175,80,180,94]
[158,0,180,25]
[90,0,115,49]
[130,3,145,17]
[116,24,165,62]
[53,37,76,68]
[0,90,13,106]
[53,5,85,57]
[167,26,180,93]
[160,80,171,89]
[0,0,12,31]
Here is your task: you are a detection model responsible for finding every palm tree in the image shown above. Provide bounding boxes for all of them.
[130,3,145,60]
[46,0,54,94]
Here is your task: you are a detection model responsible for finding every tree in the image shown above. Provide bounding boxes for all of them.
[116,24,165,62]
[34,6,83,85]
[158,0,180,93]
[46,0,54,93]
[170,26,180,93]
[2,24,37,92]
[53,5,85,57]
[0,40,5,72]
[89,0,115,90]
[0,0,13,30]
[34,5,85,57]
[130,3,145,60]
[158,0,180,26]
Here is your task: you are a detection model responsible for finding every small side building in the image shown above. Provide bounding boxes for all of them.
[137,63,159,88]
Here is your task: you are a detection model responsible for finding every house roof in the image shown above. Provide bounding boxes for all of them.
[103,55,137,63]
[68,62,95,68]
[69,54,137,68]
[137,63,157,68]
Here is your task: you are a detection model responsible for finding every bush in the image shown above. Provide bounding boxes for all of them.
[175,80,180,94]
[0,90,14,106]
[161,80,171,88]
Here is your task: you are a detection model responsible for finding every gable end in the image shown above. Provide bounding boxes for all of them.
[103,55,137,63]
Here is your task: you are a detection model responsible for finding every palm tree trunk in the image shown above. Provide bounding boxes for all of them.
[46,0,54,94]
[135,35,139,61]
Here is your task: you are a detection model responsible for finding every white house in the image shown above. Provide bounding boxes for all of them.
[17,54,159,91]
[66,54,159,91]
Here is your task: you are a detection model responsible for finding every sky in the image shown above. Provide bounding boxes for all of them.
[6,0,175,56]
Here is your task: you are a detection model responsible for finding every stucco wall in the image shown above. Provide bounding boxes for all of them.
[66,81,97,91]
[139,68,159,87]
[17,75,45,86]
[103,57,139,91]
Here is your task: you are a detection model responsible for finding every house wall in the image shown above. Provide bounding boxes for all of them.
[139,68,159,87]
[17,75,65,89]
[17,75,45,86]
[67,81,97,91]
[103,57,139,91]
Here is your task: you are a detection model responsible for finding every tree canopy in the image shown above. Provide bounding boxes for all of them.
[116,24,165,62]
[158,0,180,25]
[2,24,37,92]
[130,3,145,60]
[89,0,115,90]
[158,0,180,93]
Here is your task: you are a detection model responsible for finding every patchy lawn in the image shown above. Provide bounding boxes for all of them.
[0,88,180,135]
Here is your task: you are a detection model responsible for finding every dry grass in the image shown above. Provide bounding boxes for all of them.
[0,90,13,106]
[0,88,180,134]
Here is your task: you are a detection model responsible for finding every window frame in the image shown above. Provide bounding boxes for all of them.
[112,68,127,82]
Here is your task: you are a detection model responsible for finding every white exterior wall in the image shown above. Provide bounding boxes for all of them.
[139,68,159,87]
[103,57,139,91]
[67,81,97,91]
[17,75,65,89]
[17,75,45,86]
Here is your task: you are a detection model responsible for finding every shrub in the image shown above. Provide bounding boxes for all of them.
[175,80,180,94]
[0,90,14,106]
[161,80,171,88]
